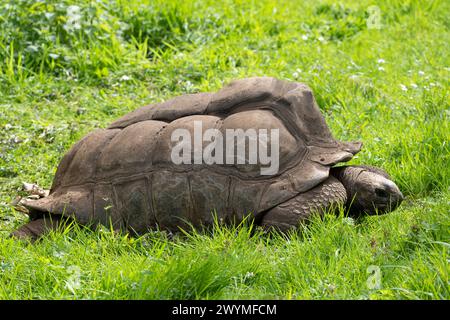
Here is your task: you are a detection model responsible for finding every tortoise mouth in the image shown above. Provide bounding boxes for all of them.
[369,196,403,215]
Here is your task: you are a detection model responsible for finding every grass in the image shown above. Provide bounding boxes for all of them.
[0,0,448,299]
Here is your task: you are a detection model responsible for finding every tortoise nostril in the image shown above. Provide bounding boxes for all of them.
[375,188,388,198]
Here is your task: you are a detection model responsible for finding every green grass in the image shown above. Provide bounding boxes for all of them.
[0,0,448,299]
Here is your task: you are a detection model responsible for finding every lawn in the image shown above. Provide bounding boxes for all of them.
[0,0,448,299]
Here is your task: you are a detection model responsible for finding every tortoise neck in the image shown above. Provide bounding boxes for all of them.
[330,166,364,214]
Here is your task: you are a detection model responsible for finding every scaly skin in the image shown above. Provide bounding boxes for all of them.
[260,165,403,232]
[260,176,347,232]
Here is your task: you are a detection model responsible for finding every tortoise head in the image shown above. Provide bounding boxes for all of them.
[331,165,404,216]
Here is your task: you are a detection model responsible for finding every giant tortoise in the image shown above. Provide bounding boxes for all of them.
[12,77,403,240]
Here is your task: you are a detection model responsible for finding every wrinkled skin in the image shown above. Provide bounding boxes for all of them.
[260,165,403,231]
[333,166,403,215]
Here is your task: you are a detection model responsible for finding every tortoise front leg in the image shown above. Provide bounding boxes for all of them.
[259,176,347,232]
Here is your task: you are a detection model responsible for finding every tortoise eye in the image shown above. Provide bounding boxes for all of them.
[375,188,389,198]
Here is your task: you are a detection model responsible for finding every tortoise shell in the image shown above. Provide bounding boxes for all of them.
[24,77,361,233]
